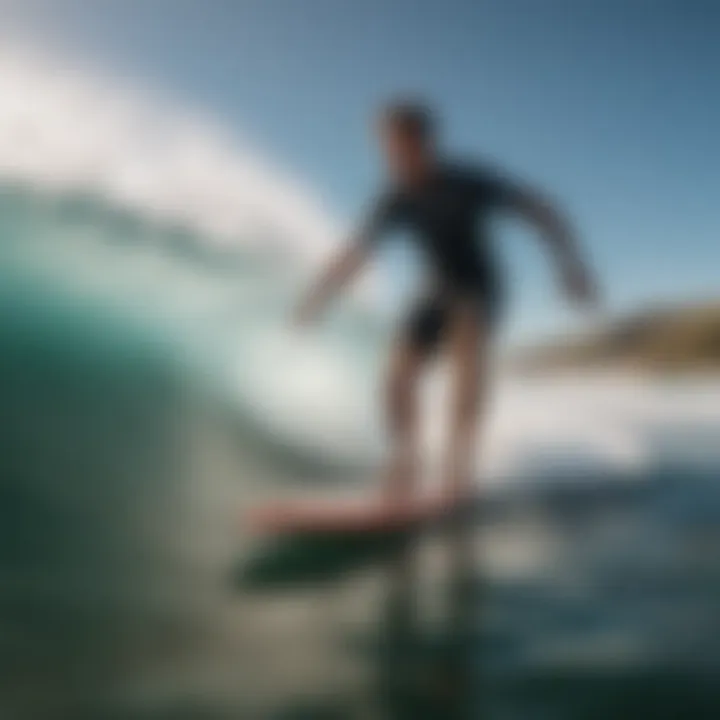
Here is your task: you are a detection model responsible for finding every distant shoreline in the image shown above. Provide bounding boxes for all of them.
[513,301,720,376]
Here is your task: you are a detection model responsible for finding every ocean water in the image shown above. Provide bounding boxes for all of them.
[1,180,719,720]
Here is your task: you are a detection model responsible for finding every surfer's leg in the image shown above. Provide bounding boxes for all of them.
[443,298,490,502]
[383,339,426,504]
[383,299,444,504]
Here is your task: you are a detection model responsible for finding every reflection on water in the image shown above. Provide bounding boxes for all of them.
[237,466,720,720]
[373,524,480,720]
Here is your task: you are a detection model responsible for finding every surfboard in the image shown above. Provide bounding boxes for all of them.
[245,494,453,535]
[235,494,472,591]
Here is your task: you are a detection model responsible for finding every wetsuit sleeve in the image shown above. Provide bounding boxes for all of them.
[469,167,524,210]
[356,191,402,247]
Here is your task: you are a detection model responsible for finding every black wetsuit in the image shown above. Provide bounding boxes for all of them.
[360,161,521,353]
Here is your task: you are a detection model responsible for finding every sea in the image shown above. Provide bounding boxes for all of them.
[1,180,719,720]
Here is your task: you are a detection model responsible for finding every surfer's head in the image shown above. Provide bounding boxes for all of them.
[377,99,437,184]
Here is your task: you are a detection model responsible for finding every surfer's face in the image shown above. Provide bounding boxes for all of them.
[378,118,433,185]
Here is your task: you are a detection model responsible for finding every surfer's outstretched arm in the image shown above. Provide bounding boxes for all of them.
[509,187,600,309]
[293,242,371,325]
[293,190,399,326]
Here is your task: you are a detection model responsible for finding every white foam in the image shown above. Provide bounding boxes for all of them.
[232,325,382,463]
[231,333,720,484]
[0,45,339,265]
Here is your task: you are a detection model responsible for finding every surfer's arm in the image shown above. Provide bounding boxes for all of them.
[292,241,371,325]
[508,185,599,309]
[293,191,399,326]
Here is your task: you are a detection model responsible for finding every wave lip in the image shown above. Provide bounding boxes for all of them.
[0,45,339,263]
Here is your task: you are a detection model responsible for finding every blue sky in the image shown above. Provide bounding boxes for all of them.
[3,0,718,336]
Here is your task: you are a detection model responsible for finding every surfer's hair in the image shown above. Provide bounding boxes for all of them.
[381,99,436,144]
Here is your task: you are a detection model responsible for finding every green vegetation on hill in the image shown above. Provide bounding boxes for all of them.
[517,302,720,373]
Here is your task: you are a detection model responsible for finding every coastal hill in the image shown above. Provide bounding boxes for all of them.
[515,302,720,374]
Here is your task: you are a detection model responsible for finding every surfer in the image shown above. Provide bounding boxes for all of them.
[293,100,598,509]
